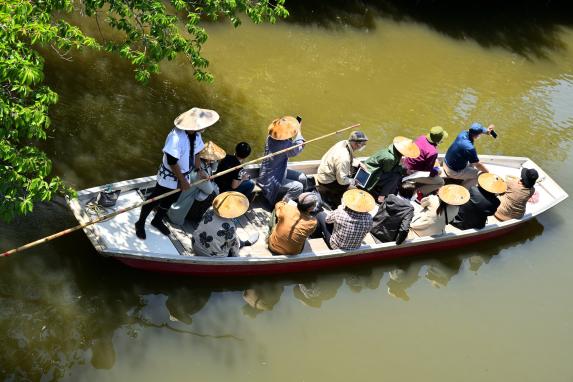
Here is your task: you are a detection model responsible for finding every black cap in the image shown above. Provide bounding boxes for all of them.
[235,142,251,159]
[521,168,539,188]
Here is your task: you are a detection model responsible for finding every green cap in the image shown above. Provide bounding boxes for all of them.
[426,126,448,144]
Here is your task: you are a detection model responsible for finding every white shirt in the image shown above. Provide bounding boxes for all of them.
[157,129,205,189]
[316,140,354,185]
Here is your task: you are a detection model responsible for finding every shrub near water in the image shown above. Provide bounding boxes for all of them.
[0,0,288,222]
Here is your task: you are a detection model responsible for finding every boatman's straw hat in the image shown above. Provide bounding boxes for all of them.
[342,189,376,213]
[393,136,420,158]
[174,107,220,131]
[268,116,301,140]
[213,191,249,219]
[426,126,449,145]
[478,173,507,194]
[437,184,470,206]
[199,141,226,161]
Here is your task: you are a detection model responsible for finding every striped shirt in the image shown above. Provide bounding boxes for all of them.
[326,207,373,250]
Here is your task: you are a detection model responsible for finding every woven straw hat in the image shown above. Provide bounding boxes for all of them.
[212,191,249,218]
[393,136,420,158]
[437,184,470,206]
[478,173,507,194]
[342,189,376,213]
[199,141,226,161]
[268,116,300,140]
[174,107,220,131]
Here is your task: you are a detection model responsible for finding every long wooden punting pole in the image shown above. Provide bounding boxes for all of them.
[1,123,360,257]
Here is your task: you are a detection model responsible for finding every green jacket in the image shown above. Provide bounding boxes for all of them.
[363,144,404,191]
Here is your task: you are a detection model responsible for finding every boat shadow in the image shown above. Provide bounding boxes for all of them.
[0,211,545,379]
[284,0,573,60]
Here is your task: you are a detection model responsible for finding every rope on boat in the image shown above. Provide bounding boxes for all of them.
[1,123,360,257]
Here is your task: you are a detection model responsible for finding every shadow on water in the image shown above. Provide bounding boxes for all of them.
[0,213,546,379]
[40,49,270,190]
[285,0,573,60]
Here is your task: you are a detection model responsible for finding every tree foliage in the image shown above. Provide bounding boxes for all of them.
[0,0,288,222]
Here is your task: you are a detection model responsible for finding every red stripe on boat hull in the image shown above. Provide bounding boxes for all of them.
[116,224,520,276]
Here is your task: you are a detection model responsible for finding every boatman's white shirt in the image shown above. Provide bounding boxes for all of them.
[157,129,205,189]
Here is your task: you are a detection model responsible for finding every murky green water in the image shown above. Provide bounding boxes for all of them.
[2,3,573,381]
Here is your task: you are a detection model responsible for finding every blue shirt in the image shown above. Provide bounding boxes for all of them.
[444,130,480,171]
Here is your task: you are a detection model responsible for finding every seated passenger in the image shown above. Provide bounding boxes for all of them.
[192,192,259,257]
[362,136,420,202]
[215,142,256,200]
[443,122,495,189]
[371,181,416,245]
[268,192,319,256]
[257,116,308,205]
[495,168,539,221]
[168,141,225,225]
[315,131,368,207]
[404,126,448,196]
[316,189,375,250]
[410,184,470,237]
[451,173,507,230]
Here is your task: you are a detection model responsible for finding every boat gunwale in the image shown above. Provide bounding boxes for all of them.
[68,155,568,267]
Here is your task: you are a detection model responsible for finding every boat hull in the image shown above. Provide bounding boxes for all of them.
[115,222,521,276]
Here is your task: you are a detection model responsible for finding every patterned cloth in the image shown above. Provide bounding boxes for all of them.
[192,208,240,257]
[325,206,373,250]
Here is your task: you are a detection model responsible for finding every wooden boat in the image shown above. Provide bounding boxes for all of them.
[67,155,568,276]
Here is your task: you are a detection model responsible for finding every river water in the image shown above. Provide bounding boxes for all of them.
[1,2,573,381]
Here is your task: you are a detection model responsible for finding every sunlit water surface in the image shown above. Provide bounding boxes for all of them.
[1,5,573,381]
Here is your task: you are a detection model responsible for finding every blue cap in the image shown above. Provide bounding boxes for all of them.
[469,122,488,135]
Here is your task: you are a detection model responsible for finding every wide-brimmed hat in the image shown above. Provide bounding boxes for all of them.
[426,126,449,144]
[174,107,220,131]
[437,184,470,206]
[212,191,249,218]
[199,141,226,161]
[393,136,420,158]
[268,116,300,140]
[342,189,376,213]
[478,173,507,194]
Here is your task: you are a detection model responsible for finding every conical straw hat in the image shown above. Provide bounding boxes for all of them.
[342,189,376,213]
[199,141,226,161]
[212,191,249,219]
[174,107,220,131]
[478,173,507,194]
[437,184,470,206]
[393,136,420,158]
[268,116,300,140]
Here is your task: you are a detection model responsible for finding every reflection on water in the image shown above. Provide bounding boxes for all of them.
[0,215,545,379]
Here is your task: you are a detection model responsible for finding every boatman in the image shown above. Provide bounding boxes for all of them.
[257,116,308,204]
[134,107,218,240]
[443,122,495,189]
[315,131,368,207]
